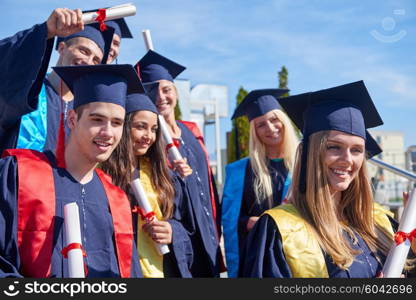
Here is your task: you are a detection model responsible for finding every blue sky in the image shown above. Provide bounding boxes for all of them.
[1,0,415,155]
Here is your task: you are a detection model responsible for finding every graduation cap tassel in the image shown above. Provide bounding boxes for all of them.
[56,80,66,169]
[135,63,142,81]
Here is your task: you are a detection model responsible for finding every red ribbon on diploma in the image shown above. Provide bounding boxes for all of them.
[132,206,156,222]
[394,229,416,245]
[61,242,88,276]
[135,64,142,80]
[95,8,107,31]
[61,243,86,258]
[166,139,180,152]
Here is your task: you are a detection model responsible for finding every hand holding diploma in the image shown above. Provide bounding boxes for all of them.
[382,189,416,277]
[141,30,185,166]
[403,192,416,254]
[142,219,173,245]
[47,8,83,39]
[172,158,193,177]
[82,3,136,25]
[130,178,170,255]
[158,114,184,163]
[46,4,136,39]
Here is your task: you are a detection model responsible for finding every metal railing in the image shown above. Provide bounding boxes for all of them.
[369,158,416,182]
[369,158,416,214]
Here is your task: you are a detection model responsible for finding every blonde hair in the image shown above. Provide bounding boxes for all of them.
[288,131,393,269]
[249,109,299,208]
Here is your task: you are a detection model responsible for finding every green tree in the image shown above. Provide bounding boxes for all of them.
[278,66,289,96]
[278,65,301,138]
[227,87,249,163]
[175,99,182,120]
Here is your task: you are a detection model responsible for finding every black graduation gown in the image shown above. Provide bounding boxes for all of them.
[130,170,193,278]
[240,214,403,278]
[238,158,288,269]
[175,121,221,277]
[0,22,53,153]
[0,152,142,278]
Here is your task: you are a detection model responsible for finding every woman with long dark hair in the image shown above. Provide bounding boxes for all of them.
[101,90,193,278]
[135,50,223,277]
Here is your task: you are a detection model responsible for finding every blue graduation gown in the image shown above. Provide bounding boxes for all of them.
[175,121,221,277]
[0,152,142,278]
[239,159,289,254]
[222,158,291,277]
[240,214,397,278]
[131,170,193,278]
[16,79,72,153]
[0,22,54,154]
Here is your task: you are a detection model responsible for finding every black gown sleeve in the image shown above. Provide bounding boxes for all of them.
[239,214,292,278]
[166,174,194,277]
[0,22,54,151]
[0,156,23,277]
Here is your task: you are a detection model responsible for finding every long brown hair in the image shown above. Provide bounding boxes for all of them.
[101,112,174,219]
[288,131,393,269]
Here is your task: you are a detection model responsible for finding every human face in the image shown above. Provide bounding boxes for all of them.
[58,37,103,66]
[69,102,125,165]
[156,80,177,118]
[107,34,121,63]
[253,111,284,149]
[324,130,365,196]
[130,110,158,156]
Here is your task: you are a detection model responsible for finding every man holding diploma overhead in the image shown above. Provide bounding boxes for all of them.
[0,6,131,156]
[0,64,143,278]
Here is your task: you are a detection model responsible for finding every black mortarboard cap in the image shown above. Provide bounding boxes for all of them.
[279,80,383,193]
[135,50,186,83]
[231,89,289,121]
[55,24,115,64]
[126,82,159,115]
[52,64,144,109]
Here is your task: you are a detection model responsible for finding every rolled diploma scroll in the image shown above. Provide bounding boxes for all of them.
[82,3,136,24]
[159,115,183,161]
[142,29,183,162]
[382,188,416,277]
[63,202,85,278]
[142,29,154,52]
[130,178,170,255]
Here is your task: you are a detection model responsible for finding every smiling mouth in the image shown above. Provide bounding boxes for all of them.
[157,101,169,107]
[136,142,150,148]
[267,130,280,138]
[330,168,352,177]
[94,140,112,150]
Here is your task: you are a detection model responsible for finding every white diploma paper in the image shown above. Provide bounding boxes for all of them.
[382,189,416,277]
[63,202,85,278]
[130,178,170,255]
[82,3,136,24]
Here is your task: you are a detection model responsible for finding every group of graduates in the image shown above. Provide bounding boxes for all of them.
[0,7,415,279]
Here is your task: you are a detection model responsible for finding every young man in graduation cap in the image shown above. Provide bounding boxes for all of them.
[241,81,416,278]
[135,50,224,277]
[221,89,299,278]
[0,64,144,278]
[0,8,119,156]
[105,18,132,63]
[75,7,134,64]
